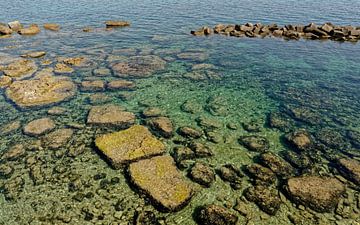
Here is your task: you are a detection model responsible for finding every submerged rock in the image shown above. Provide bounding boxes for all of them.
[239,136,270,153]
[93,67,111,76]
[2,59,37,80]
[147,116,174,138]
[285,129,312,151]
[95,125,165,168]
[259,152,295,178]
[217,164,243,189]
[23,118,56,136]
[316,128,350,150]
[246,163,277,185]
[21,51,46,58]
[42,128,73,149]
[8,21,22,31]
[285,176,345,212]
[129,155,192,211]
[0,164,14,179]
[5,75,76,109]
[1,144,26,161]
[0,25,13,35]
[244,185,281,215]
[87,104,135,128]
[189,162,215,187]
[18,24,40,35]
[111,55,166,78]
[177,52,209,61]
[197,204,238,225]
[188,142,214,158]
[107,79,135,90]
[0,76,12,88]
[0,120,21,135]
[177,126,203,139]
[54,63,74,74]
[335,158,360,185]
[80,80,105,92]
[142,107,164,118]
[43,23,60,31]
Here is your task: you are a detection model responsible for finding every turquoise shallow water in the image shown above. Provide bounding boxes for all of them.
[0,0,360,225]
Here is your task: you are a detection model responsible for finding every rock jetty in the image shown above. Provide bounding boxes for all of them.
[191,22,360,42]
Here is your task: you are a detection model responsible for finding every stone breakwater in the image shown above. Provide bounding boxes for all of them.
[191,22,360,42]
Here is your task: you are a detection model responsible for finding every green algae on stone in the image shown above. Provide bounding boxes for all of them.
[128,155,193,211]
[95,125,166,168]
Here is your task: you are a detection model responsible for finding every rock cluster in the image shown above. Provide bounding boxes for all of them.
[191,23,360,42]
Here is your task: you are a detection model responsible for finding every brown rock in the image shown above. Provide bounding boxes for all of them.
[0,24,12,35]
[43,23,60,31]
[198,204,238,225]
[47,106,66,115]
[244,185,281,215]
[336,158,360,185]
[107,80,135,90]
[286,176,345,212]
[54,63,74,74]
[80,80,105,92]
[21,51,46,58]
[87,104,135,128]
[18,24,40,35]
[129,155,192,211]
[8,21,22,31]
[189,162,215,187]
[2,59,38,80]
[95,125,166,168]
[177,126,203,139]
[0,120,21,135]
[320,23,333,33]
[286,129,312,151]
[1,144,26,161]
[0,76,12,88]
[6,75,76,109]
[147,116,174,138]
[142,107,163,118]
[105,21,130,27]
[23,118,56,136]
[42,128,73,149]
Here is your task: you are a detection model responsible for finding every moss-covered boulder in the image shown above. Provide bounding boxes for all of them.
[5,75,76,109]
[128,155,192,211]
[95,125,165,168]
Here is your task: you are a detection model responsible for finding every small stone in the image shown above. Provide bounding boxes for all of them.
[107,80,135,90]
[0,76,12,88]
[87,104,135,128]
[88,93,111,105]
[244,185,281,215]
[54,63,74,74]
[95,125,165,168]
[242,121,261,132]
[43,23,60,31]
[0,24,12,35]
[147,116,174,138]
[129,155,192,211]
[189,162,215,187]
[259,152,295,178]
[239,136,270,153]
[188,142,214,158]
[23,118,56,136]
[197,204,238,225]
[217,164,243,189]
[177,126,203,139]
[246,163,277,185]
[172,146,195,163]
[8,21,22,31]
[80,80,105,92]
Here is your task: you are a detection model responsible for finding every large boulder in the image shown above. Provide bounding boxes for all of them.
[285,176,345,212]
[18,24,40,35]
[336,158,360,185]
[128,155,192,211]
[95,125,165,168]
[197,204,238,225]
[87,104,135,128]
[2,59,38,80]
[5,75,76,109]
[111,55,166,78]
[23,118,56,136]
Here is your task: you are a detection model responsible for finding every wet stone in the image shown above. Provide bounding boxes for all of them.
[177,126,203,139]
[189,162,215,187]
[244,185,281,215]
[5,75,76,109]
[188,142,214,158]
[18,24,40,35]
[80,80,105,92]
[43,23,60,31]
[246,163,277,185]
[0,164,14,179]
[335,158,360,185]
[107,79,135,90]
[0,76,12,88]
[147,116,174,138]
[95,125,165,168]
[285,176,345,212]
[87,104,135,128]
[23,118,56,136]
[1,144,26,161]
[259,152,295,178]
[197,204,238,225]
[285,129,312,151]
[217,164,243,189]
[42,128,73,149]
[142,107,163,118]
[172,146,195,166]
[129,155,193,211]
[239,136,270,153]
[206,96,229,116]
[0,120,21,135]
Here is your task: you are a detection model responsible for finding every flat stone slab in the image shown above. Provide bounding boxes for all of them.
[129,155,193,211]
[87,104,135,128]
[5,75,76,109]
[42,128,74,149]
[23,118,56,136]
[95,125,165,168]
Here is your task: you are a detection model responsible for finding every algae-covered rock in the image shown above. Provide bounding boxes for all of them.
[21,51,46,58]
[0,120,21,135]
[336,158,360,185]
[285,176,345,212]
[244,185,281,215]
[42,128,74,149]
[23,118,56,136]
[87,104,135,128]
[189,162,215,187]
[2,59,38,80]
[147,116,174,138]
[285,129,312,151]
[80,80,105,92]
[5,75,76,109]
[239,135,270,153]
[107,79,135,90]
[197,204,238,225]
[95,125,165,168]
[128,155,192,211]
